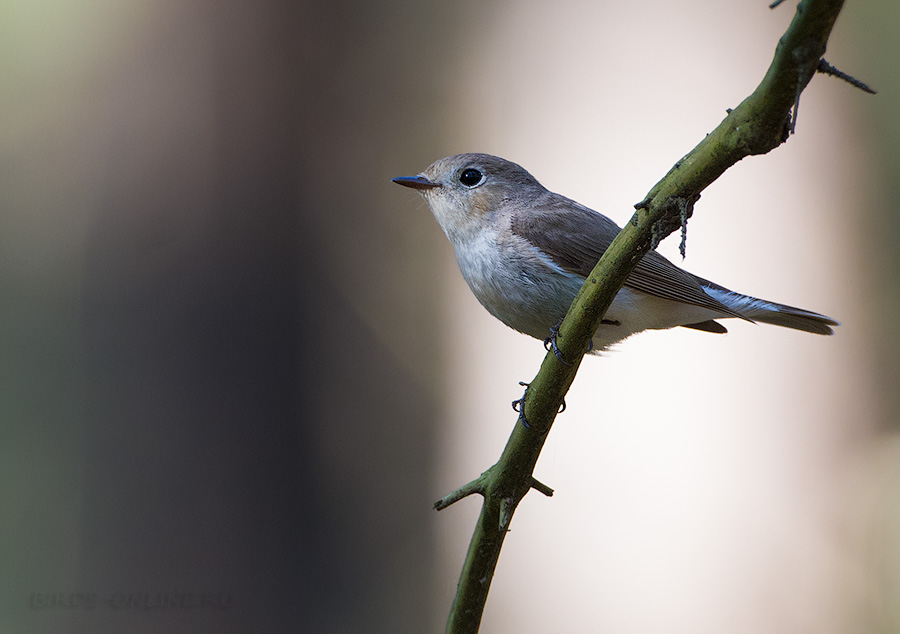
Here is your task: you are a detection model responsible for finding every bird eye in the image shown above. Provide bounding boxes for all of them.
[458,168,484,188]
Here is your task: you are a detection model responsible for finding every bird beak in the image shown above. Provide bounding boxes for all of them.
[392,175,441,190]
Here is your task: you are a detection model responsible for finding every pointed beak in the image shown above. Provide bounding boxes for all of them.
[392,175,441,190]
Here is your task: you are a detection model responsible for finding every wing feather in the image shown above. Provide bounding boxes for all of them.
[509,191,745,319]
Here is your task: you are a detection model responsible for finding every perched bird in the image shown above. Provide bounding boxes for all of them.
[393,153,838,351]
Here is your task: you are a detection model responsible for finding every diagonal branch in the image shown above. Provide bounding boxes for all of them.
[441,1,851,633]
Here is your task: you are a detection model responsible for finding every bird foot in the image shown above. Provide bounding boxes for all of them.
[543,320,573,366]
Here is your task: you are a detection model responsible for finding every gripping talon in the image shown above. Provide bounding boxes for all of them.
[543,320,573,366]
[512,381,563,430]
[512,381,532,429]
[512,381,548,433]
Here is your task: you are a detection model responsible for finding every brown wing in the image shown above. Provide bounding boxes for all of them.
[509,191,745,319]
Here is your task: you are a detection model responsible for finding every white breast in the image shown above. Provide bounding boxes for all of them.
[452,228,585,341]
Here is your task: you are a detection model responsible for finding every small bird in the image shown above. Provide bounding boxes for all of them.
[393,153,838,351]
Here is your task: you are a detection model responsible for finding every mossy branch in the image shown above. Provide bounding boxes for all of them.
[440,1,850,632]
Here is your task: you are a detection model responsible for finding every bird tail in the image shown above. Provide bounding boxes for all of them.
[741,300,838,335]
[702,286,839,335]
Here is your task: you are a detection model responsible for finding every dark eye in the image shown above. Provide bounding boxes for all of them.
[458,168,484,188]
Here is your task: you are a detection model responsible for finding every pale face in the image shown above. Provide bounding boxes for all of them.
[412,153,543,244]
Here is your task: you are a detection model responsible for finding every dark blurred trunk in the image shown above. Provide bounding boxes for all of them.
[2,1,454,632]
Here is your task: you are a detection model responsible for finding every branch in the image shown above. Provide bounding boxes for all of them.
[442,1,850,632]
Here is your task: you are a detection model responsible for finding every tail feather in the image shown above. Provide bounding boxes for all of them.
[742,301,838,335]
[703,286,839,336]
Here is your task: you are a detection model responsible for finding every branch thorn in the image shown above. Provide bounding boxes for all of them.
[817,58,877,94]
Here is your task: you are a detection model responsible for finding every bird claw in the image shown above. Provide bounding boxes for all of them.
[511,381,534,430]
[512,381,565,430]
[543,320,573,366]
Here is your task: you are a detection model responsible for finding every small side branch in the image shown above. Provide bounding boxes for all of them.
[434,472,490,511]
[530,477,555,497]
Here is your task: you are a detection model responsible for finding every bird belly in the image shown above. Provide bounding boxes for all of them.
[596,287,726,349]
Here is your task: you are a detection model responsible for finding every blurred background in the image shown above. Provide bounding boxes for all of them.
[1,1,897,633]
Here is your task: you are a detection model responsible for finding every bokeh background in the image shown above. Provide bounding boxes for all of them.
[1,1,897,633]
